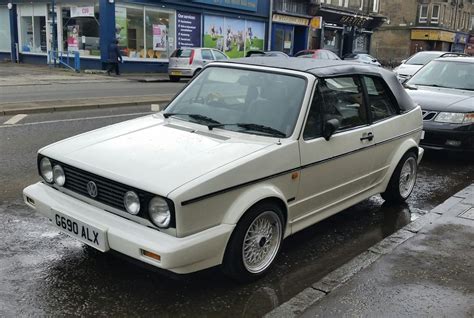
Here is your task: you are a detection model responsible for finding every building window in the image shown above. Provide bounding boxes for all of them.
[431,5,440,24]
[115,4,176,60]
[0,8,11,52]
[372,0,379,13]
[61,4,100,56]
[419,5,428,23]
[18,4,47,54]
[274,0,307,15]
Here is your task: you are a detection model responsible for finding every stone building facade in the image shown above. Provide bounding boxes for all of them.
[372,0,473,65]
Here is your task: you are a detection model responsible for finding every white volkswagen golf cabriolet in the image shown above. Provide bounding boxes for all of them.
[24,58,424,281]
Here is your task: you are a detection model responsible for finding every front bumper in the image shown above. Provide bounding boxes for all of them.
[23,182,234,274]
[421,122,474,152]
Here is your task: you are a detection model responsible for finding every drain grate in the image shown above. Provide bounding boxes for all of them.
[458,208,474,220]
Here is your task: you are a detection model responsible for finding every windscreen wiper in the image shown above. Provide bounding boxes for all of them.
[208,123,286,137]
[163,113,221,125]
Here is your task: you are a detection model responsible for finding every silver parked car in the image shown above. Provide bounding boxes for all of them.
[168,47,229,82]
[393,51,466,82]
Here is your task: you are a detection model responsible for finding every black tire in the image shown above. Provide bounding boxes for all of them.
[222,201,284,282]
[381,151,418,203]
[169,75,180,82]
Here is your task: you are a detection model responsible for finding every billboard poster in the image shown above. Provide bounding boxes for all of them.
[153,24,167,51]
[67,25,79,51]
[115,6,127,47]
[203,15,224,52]
[177,11,201,48]
[245,20,265,51]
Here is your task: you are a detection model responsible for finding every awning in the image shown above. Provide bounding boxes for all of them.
[316,6,386,30]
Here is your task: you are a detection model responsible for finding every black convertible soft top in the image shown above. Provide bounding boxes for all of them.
[224,57,416,112]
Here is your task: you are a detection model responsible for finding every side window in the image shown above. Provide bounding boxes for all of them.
[321,76,368,131]
[303,87,323,140]
[213,50,227,60]
[363,76,397,122]
[201,49,213,60]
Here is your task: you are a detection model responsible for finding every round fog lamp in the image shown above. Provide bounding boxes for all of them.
[124,191,140,215]
[149,197,171,228]
[53,165,66,186]
[40,157,53,183]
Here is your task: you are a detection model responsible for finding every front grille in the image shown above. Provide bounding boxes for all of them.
[422,111,438,121]
[62,165,127,212]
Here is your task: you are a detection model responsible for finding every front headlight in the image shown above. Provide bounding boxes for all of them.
[434,112,470,124]
[149,197,171,228]
[39,157,53,183]
[53,165,65,186]
[124,191,140,215]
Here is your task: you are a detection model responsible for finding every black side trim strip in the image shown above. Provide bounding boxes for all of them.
[180,127,422,206]
[181,167,300,206]
[287,197,296,203]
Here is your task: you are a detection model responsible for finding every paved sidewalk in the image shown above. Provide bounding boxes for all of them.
[0,63,174,115]
[267,184,474,317]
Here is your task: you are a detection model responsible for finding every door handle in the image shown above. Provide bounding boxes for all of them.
[360,132,374,141]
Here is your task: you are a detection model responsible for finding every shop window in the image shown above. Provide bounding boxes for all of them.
[61,4,100,56]
[115,5,175,60]
[145,8,175,59]
[0,8,11,52]
[431,5,440,24]
[19,4,47,54]
[419,5,428,23]
[323,29,341,52]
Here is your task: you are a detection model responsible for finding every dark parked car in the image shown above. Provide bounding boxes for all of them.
[295,49,340,60]
[405,57,474,152]
[245,50,289,58]
[343,53,381,67]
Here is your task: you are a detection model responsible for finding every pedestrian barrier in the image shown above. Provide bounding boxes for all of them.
[48,50,80,73]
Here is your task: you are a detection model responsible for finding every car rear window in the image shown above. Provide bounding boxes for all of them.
[171,48,193,58]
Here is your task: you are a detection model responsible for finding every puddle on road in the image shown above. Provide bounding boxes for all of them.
[0,150,472,317]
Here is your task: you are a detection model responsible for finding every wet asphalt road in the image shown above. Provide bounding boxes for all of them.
[0,107,473,317]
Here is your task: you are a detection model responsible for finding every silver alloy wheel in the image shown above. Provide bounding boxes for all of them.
[399,156,417,199]
[242,211,282,274]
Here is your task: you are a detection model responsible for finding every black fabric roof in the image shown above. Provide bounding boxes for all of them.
[223,57,416,111]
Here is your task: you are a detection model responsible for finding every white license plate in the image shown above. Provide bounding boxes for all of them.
[52,210,109,252]
[170,71,182,76]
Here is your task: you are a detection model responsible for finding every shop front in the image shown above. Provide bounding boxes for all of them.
[410,29,455,54]
[308,7,384,57]
[0,0,269,72]
[270,13,309,56]
[453,32,469,53]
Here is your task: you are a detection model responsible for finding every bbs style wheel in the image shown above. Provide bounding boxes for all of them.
[223,201,284,282]
[382,151,418,203]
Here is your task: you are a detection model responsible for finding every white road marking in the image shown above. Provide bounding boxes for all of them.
[3,114,27,125]
[0,112,152,129]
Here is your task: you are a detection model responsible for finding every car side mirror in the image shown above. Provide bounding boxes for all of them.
[401,59,406,64]
[323,118,340,141]
[372,59,377,62]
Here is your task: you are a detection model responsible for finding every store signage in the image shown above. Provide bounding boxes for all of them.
[193,0,257,12]
[310,16,323,30]
[411,29,455,43]
[272,14,309,27]
[70,6,95,18]
[177,11,201,48]
[339,15,370,27]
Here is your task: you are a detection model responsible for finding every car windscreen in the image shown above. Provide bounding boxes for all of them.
[407,60,474,91]
[164,67,307,137]
[405,52,442,65]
